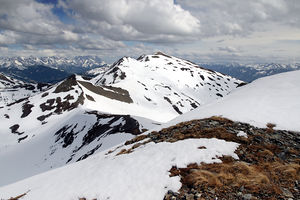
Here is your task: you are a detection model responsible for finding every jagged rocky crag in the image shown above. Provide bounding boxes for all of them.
[122,117,299,200]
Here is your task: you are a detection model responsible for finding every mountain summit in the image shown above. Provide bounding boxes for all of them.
[90,52,243,122]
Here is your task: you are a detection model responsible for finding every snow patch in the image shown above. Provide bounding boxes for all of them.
[237,131,247,138]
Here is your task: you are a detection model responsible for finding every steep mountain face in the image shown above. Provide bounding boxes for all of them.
[0,53,243,188]
[0,73,50,107]
[0,56,106,83]
[202,63,300,82]
[90,52,243,122]
[0,70,298,200]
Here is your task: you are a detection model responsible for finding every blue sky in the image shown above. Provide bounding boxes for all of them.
[0,0,299,64]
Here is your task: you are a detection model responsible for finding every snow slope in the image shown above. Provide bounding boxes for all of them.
[164,70,300,131]
[0,108,145,186]
[0,138,239,200]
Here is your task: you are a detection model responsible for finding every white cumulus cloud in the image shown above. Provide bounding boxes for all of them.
[60,0,201,41]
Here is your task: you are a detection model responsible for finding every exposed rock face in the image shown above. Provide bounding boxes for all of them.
[122,117,299,200]
[53,111,142,163]
[53,74,78,93]
[78,80,133,103]
[21,101,34,118]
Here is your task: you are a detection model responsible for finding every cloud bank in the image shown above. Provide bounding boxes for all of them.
[0,0,299,63]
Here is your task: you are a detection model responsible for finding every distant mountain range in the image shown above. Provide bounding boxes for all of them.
[201,63,300,82]
[0,56,106,83]
[1,55,299,84]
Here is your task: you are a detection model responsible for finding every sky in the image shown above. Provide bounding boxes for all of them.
[0,0,299,64]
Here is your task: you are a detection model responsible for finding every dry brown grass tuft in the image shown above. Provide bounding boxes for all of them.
[173,160,300,197]
[8,191,28,200]
[208,116,233,123]
[266,123,276,133]
[116,148,132,156]
[124,135,148,145]
[266,123,276,129]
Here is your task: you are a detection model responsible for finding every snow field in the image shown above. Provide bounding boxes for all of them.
[0,138,239,200]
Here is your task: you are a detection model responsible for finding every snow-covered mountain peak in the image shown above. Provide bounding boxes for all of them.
[90,53,243,122]
[95,52,239,85]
